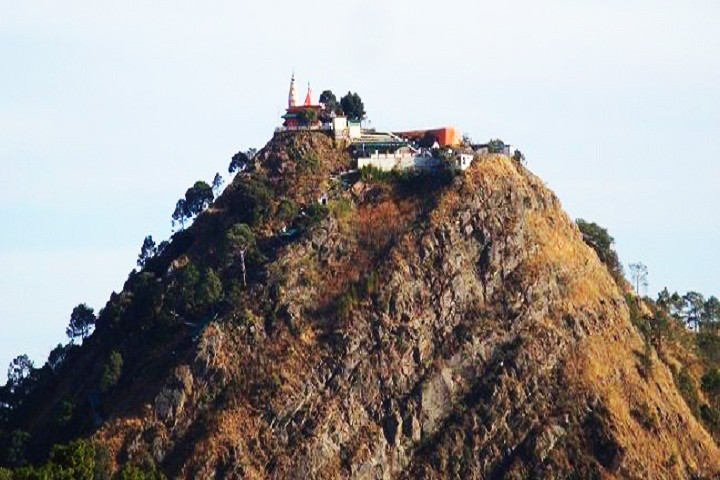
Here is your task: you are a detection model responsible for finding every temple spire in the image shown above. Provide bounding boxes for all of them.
[288,73,297,108]
[304,82,313,106]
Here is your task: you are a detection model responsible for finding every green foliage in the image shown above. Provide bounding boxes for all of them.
[701,368,720,400]
[233,177,273,226]
[699,331,720,365]
[66,304,96,342]
[298,153,321,174]
[319,90,340,114]
[99,351,123,393]
[337,289,359,322]
[700,404,720,433]
[136,236,156,269]
[46,439,100,480]
[116,464,165,480]
[225,223,265,269]
[297,108,318,125]
[52,401,75,428]
[196,268,223,311]
[329,197,353,223]
[358,166,455,195]
[0,438,163,480]
[211,173,224,196]
[172,181,215,230]
[339,92,365,121]
[229,150,250,174]
[4,431,29,467]
[46,344,69,372]
[226,223,256,253]
[512,149,526,164]
[576,219,623,282]
[173,264,224,315]
[297,203,328,231]
[6,356,34,392]
[684,291,705,331]
[277,199,299,223]
[487,138,506,154]
[629,262,649,296]
[675,367,701,417]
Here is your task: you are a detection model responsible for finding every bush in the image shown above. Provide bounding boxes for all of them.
[297,203,328,231]
[277,199,299,223]
[576,219,623,282]
[99,351,123,393]
[700,404,720,433]
[675,367,701,417]
[701,368,720,400]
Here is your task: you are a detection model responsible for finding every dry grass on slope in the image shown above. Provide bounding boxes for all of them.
[566,322,720,479]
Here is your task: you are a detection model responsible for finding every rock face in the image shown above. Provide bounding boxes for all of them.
[40,133,719,478]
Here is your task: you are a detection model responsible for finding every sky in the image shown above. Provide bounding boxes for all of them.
[1,0,719,375]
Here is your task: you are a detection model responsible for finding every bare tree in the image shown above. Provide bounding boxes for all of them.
[629,262,649,296]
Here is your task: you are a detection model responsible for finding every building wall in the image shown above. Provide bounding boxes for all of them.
[394,127,461,147]
[358,152,442,171]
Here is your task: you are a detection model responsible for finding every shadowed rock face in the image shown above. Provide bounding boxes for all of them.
[23,133,717,478]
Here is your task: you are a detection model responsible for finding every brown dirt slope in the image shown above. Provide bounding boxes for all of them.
[45,133,720,478]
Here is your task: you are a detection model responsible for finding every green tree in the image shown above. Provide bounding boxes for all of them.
[195,268,223,311]
[66,304,96,341]
[137,235,157,268]
[5,430,30,467]
[7,355,34,395]
[684,291,705,331]
[172,199,188,231]
[512,149,526,165]
[226,224,257,287]
[419,131,438,149]
[703,296,720,332]
[46,343,69,372]
[172,181,214,230]
[176,263,200,314]
[99,350,123,392]
[702,368,720,400]
[340,92,366,121]
[212,172,224,196]
[576,219,623,281]
[229,150,250,174]
[319,90,340,114]
[184,181,214,216]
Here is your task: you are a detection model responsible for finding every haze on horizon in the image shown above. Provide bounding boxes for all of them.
[1,0,719,373]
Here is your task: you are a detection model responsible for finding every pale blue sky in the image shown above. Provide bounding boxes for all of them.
[2,1,719,373]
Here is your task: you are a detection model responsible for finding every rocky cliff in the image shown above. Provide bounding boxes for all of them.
[9,132,720,478]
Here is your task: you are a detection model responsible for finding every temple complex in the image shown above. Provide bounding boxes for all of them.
[281,74,323,129]
[275,74,511,173]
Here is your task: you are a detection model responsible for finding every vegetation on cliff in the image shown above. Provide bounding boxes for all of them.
[1,131,719,478]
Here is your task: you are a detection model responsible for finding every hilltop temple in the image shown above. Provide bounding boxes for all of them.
[281,75,323,129]
[276,74,511,172]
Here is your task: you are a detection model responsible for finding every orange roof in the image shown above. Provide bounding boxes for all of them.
[304,83,313,106]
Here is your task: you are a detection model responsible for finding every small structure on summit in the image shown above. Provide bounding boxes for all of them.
[275,74,513,173]
[281,74,324,130]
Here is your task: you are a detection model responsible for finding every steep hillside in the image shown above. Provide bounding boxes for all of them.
[3,132,719,479]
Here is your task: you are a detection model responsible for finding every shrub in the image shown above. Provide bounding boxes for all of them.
[700,404,720,433]
[701,368,720,400]
[297,203,328,231]
[195,268,223,312]
[99,351,123,393]
[576,219,623,282]
[277,199,299,223]
[675,367,701,417]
